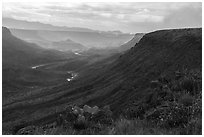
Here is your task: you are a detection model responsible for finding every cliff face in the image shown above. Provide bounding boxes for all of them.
[119,33,145,51]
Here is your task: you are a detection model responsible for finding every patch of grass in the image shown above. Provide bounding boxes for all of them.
[14,69,202,135]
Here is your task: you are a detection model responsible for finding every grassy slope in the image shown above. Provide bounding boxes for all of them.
[2,27,72,108]
[2,28,202,134]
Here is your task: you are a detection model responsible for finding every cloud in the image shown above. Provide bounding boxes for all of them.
[2,2,202,33]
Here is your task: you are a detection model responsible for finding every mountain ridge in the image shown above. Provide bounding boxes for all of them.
[3,17,130,34]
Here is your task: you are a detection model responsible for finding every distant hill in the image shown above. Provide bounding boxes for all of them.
[2,27,67,67]
[10,28,133,49]
[3,18,134,49]
[119,33,145,51]
[52,39,87,51]
[2,18,96,32]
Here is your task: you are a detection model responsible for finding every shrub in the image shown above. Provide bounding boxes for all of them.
[183,117,202,135]
[55,104,114,131]
[73,115,88,130]
[111,118,174,135]
[179,94,194,106]
[112,119,141,135]
[180,77,197,95]
[16,126,36,135]
[125,103,147,119]
[90,110,113,125]
[145,102,191,128]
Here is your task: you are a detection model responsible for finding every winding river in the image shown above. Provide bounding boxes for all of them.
[31,63,78,82]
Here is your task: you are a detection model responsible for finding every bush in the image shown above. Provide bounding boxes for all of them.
[112,119,142,135]
[145,102,191,128]
[73,115,88,130]
[124,103,147,119]
[183,117,202,134]
[180,77,198,95]
[90,110,113,125]
[16,126,36,135]
[179,94,194,106]
[110,118,178,135]
[145,95,202,131]
[54,104,114,131]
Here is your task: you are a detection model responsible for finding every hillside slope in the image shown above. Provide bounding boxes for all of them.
[2,28,202,134]
[2,27,67,66]
[81,28,202,110]
[119,33,145,51]
[2,27,71,106]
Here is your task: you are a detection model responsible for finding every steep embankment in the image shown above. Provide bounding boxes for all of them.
[119,33,145,51]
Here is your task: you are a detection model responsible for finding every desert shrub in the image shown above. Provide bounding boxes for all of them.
[16,126,36,135]
[180,77,194,91]
[180,77,198,95]
[158,75,169,84]
[90,110,113,125]
[145,88,173,108]
[73,115,88,130]
[159,90,174,102]
[182,117,202,135]
[179,94,194,106]
[124,103,148,119]
[112,119,141,135]
[145,96,202,130]
[110,118,175,135]
[55,104,114,131]
[190,92,202,117]
[170,81,182,92]
[150,80,162,89]
[89,105,113,125]
[145,102,189,127]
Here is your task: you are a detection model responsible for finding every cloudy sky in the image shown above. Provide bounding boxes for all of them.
[2,2,202,33]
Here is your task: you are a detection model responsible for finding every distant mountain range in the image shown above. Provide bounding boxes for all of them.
[52,39,87,51]
[3,18,96,32]
[3,17,128,34]
[3,18,134,50]
[2,27,68,67]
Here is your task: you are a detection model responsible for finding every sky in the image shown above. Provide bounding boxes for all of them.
[2,2,202,33]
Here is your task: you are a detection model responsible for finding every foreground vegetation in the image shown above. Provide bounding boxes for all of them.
[15,69,202,135]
